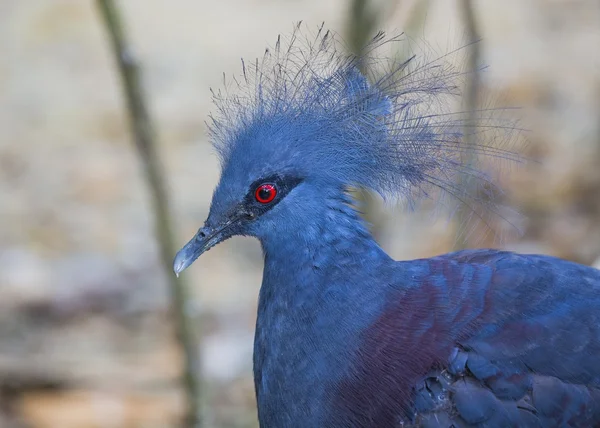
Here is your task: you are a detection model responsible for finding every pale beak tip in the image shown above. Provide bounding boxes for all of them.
[173,224,225,276]
[173,249,192,277]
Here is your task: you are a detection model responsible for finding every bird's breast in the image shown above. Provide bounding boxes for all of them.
[253,267,387,426]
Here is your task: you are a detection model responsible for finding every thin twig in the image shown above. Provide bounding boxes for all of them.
[345,0,430,243]
[455,0,482,249]
[345,0,386,240]
[95,1,202,426]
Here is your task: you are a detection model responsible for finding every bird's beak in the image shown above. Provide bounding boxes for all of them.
[173,218,237,277]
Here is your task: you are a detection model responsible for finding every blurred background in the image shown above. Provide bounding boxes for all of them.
[1,0,599,427]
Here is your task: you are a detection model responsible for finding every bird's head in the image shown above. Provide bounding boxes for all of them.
[173,25,518,276]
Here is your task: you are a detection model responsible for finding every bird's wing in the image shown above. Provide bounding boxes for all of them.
[411,250,600,427]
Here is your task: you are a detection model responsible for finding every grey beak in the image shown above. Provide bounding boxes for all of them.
[173,223,230,276]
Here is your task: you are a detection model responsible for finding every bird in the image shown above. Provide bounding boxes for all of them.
[173,25,600,427]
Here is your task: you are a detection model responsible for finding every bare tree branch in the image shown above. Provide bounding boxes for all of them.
[455,0,482,249]
[95,1,202,426]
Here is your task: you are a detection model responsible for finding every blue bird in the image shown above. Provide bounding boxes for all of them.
[173,26,600,427]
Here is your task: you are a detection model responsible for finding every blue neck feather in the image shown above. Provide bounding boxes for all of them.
[253,190,392,426]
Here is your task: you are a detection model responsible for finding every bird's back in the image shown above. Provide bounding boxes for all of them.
[331,249,600,427]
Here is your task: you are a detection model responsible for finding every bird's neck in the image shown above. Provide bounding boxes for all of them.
[259,192,390,294]
[254,193,392,426]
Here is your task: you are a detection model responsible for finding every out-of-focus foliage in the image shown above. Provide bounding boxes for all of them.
[0,0,599,427]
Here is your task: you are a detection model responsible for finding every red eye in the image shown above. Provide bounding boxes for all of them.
[255,183,277,204]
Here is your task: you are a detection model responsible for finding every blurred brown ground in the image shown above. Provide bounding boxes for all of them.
[1,0,599,427]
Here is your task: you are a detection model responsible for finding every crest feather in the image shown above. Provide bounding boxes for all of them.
[207,23,524,239]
